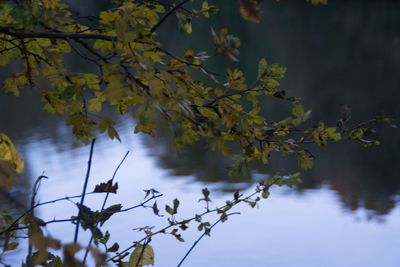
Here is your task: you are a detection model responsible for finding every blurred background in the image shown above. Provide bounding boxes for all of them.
[1,1,399,266]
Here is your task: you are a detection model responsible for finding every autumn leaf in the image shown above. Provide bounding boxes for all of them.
[0,133,24,188]
[93,179,119,193]
[129,244,155,267]
[240,0,263,23]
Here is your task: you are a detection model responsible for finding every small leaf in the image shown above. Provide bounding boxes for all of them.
[99,204,122,226]
[261,190,270,199]
[4,242,18,251]
[292,101,305,118]
[100,231,110,245]
[297,151,314,170]
[93,180,118,194]
[107,242,120,253]
[152,202,160,216]
[165,205,174,215]
[257,58,268,79]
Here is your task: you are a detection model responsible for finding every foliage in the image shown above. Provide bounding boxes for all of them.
[0,133,24,188]
[0,0,395,266]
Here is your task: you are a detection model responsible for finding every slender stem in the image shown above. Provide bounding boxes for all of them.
[7,219,75,232]
[177,212,241,267]
[0,27,114,41]
[106,189,262,263]
[82,151,130,263]
[73,139,96,243]
[150,0,190,33]
[0,192,100,237]
[136,237,152,267]
[26,175,48,267]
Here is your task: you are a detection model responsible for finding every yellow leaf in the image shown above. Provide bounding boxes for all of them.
[88,92,106,112]
[4,242,18,251]
[129,244,155,267]
[0,133,24,188]
[99,10,117,24]
[199,107,218,119]
[2,73,28,96]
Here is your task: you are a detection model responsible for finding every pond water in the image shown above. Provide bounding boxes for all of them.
[1,1,400,266]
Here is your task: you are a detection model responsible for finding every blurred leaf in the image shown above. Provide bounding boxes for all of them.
[306,0,328,6]
[240,0,262,22]
[128,244,155,267]
[107,242,120,253]
[4,242,18,251]
[63,243,84,267]
[0,133,24,188]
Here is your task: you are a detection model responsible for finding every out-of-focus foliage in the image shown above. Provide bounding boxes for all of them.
[0,133,24,188]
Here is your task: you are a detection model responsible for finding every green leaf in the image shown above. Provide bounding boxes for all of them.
[261,190,270,199]
[99,117,121,141]
[107,242,120,253]
[257,58,268,79]
[100,231,110,245]
[292,101,305,118]
[297,151,314,170]
[176,12,192,34]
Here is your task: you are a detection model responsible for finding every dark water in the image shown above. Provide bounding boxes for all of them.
[1,1,400,266]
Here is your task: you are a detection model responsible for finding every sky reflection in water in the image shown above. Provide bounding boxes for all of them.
[11,131,398,267]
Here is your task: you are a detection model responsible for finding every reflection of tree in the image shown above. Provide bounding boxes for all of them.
[1,1,399,215]
[145,0,400,215]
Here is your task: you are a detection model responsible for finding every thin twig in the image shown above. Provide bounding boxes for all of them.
[8,219,75,232]
[83,151,130,263]
[136,237,152,267]
[106,188,263,263]
[73,139,96,243]
[177,212,241,267]
[0,27,115,41]
[119,194,163,213]
[0,192,101,237]
[150,0,190,34]
[27,175,48,267]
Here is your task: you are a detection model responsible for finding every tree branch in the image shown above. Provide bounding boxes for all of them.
[0,27,115,41]
[150,0,190,34]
